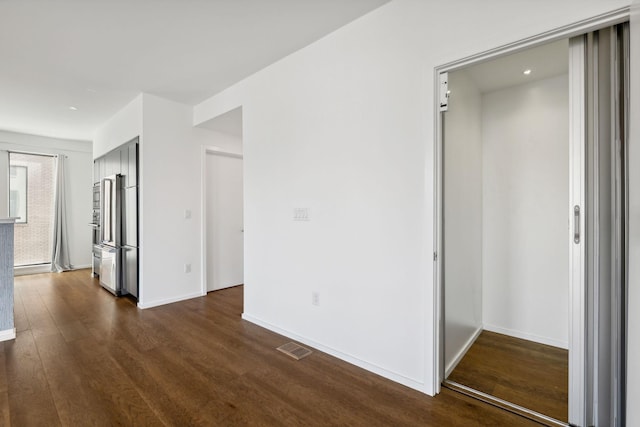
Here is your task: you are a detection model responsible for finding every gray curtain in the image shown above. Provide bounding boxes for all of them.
[51,155,71,272]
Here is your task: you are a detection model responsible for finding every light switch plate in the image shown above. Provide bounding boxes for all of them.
[293,208,310,221]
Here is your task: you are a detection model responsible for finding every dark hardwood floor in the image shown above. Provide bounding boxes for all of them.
[1,270,541,426]
[447,330,568,423]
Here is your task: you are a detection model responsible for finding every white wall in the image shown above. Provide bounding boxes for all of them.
[94,93,246,308]
[93,95,142,159]
[197,128,242,154]
[0,130,93,268]
[138,94,204,307]
[194,0,629,395]
[443,70,483,374]
[481,75,570,349]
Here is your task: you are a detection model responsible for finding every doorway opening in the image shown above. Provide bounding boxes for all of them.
[434,10,629,427]
[205,151,243,292]
[9,151,56,268]
[199,106,244,296]
[442,39,570,424]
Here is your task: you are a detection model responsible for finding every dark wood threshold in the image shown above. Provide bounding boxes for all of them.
[443,380,570,427]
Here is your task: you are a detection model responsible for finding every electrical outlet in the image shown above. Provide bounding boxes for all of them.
[184,209,192,219]
[184,263,191,273]
[312,292,319,306]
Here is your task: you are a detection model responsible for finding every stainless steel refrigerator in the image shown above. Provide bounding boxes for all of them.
[99,174,122,295]
[99,173,138,298]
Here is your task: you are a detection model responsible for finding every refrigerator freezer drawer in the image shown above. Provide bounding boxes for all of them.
[92,249,101,278]
[99,246,120,295]
[122,246,138,299]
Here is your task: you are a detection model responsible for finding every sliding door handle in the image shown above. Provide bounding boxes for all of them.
[574,205,580,244]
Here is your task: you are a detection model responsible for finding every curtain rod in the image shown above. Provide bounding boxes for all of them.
[7,149,68,158]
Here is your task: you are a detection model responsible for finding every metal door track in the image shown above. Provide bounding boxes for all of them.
[442,380,571,427]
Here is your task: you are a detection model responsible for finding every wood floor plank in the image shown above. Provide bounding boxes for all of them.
[0,344,8,427]
[4,330,51,396]
[67,336,163,426]
[4,270,541,426]
[0,343,7,394]
[12,290,29,333]
[447,330,568,422]
[4,330,61,426]
[33,333,117,426]
[0,390,9,427]
[17,284,61,339]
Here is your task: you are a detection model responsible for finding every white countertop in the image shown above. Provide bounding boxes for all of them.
[0,218,18,224]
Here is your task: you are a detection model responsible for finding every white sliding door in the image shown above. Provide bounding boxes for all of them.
[206,151,244,292]
[568,35,587,427]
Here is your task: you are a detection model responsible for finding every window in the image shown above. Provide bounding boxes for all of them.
[8,152,56,266]
[9,165,27,223]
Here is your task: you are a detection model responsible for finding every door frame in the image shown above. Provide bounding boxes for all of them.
[200,146,244,296]
[432,7,629,426]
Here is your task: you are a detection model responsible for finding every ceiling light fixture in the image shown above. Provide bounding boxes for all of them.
[69,106,78,111]
[523,69,532,75]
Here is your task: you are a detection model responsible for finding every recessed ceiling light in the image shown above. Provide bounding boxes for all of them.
[523,69,532,75]
[69,106,78,111]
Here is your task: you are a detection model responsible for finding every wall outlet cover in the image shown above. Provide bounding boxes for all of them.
[293,208,310,221]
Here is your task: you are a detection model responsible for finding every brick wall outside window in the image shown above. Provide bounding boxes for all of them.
[10,153,56,266]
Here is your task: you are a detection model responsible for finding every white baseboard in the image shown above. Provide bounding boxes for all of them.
[14,264,52,276]
[445,325,482,377]
[241,313,429,395]
[483,324,568,350]
[0,328,16,342]
[138,291,204,309]
[14,264,92,276]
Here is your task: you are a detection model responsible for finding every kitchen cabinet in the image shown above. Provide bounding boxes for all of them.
[93,160,100,184]
[120,145,129,187]
[105,149,121,177]
[127,142,138,186]
[93,137,139,300]
[93,157,106,183]
[122,187,138,246]
[94,137,138,184]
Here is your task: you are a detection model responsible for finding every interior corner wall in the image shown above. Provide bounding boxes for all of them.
[193,0,630,396]
[196,128,243,155]
[0,130,93,268]
[93,93,245,309]
[481,75,569,348]
[137,94,203,308]
[93,95,143,159]
[443,70,483,374]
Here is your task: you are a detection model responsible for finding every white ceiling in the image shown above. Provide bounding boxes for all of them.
[463,39,569,93]
[0,0,388,142]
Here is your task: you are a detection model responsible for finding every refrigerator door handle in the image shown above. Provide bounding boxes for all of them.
[573,205,580,244]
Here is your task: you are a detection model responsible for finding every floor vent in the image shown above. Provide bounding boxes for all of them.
[277,342,312,360]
